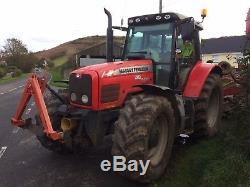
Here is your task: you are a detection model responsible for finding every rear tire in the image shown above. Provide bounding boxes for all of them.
[112,94,175,182]
[193,74,223,137]
[36,89,71,154]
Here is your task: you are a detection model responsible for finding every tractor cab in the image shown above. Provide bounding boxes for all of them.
[122,13,203,89]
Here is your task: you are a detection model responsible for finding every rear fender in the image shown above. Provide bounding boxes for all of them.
[183,62,222,98]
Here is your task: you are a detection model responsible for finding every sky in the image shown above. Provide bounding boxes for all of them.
[0,0,249,52]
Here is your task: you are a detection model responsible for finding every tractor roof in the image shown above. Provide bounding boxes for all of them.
[128,12,203,30]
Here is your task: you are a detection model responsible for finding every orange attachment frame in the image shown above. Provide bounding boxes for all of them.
[11,74,62,140]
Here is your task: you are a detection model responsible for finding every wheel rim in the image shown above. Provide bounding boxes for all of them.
[207,87,220,128]
[147,114,169,166]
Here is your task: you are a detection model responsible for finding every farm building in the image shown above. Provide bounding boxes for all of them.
[201,35,248,67]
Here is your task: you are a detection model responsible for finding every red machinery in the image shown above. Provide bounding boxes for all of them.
[11,9,223,182]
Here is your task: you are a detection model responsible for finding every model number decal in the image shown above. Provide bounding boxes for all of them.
[135,75,142,80]
[134,75,150,81]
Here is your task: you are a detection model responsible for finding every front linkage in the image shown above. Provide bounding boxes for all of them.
[11,74,63,140]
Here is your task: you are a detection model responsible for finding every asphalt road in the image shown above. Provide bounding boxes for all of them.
[0,78,146,187]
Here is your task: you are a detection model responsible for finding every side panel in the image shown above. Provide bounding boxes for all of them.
[98,70,153,110]
[183,61,222,98]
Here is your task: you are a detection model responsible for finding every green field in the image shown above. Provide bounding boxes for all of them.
[153,112,250,187]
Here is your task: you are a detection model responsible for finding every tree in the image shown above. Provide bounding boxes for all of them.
[232,40,250,107]
[1,38,39,73]
[3,38,28,56]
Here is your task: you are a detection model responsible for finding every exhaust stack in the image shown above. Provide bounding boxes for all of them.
[104,8,114,62]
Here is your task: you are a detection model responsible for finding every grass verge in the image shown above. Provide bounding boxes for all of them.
[48,56,69,88]
[153,112,250,187]
[49,67,68,88]
[0,73,29,84]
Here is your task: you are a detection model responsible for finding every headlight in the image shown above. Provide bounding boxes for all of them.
[71,92,77,102]
[81,95,89,104]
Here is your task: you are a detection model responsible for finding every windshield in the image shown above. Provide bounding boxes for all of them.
[124,23,174,63]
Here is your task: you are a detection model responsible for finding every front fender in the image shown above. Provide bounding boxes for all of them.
[135,84,176,102]
[183,61,222,98]
[136,84,174,94]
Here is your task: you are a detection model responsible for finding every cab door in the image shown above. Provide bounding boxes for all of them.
[152,33,174,87]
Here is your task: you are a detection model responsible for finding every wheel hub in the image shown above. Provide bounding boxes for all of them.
[207,88,220,128]
[147,114,169,166]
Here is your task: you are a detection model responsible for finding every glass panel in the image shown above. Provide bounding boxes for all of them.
[127,31,143,52]
[125,23,173,63]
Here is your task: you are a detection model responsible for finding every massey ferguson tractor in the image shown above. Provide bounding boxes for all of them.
[11,9,223,182]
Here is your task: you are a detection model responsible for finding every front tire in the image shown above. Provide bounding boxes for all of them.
[112,94,175,182]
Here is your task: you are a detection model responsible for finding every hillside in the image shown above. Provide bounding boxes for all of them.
[35,35,125,60]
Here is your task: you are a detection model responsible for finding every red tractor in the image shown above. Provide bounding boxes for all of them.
[11,9,223,182]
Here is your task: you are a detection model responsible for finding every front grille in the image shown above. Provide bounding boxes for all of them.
[69,74,92,106]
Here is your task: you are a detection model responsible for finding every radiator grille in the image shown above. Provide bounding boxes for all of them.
[69,74,92,106]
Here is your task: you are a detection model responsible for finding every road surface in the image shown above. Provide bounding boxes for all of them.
[0,78,146,187]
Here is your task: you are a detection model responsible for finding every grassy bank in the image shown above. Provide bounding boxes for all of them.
[52,56,68,68]
[49,67,68,88]
[49,56,69,88]
[0,73,29,84]
[153,112,250,187]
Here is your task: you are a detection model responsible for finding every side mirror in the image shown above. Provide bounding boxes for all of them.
[180,20,195,40]
[112,26,128,31]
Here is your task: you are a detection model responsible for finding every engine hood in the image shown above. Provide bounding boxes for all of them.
[71,60,153,77]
